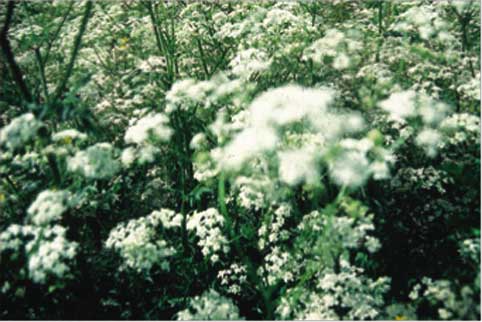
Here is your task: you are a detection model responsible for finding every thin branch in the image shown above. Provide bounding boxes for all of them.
[51,0,93,106]
[0,1,33,103]
[42,0,75,66]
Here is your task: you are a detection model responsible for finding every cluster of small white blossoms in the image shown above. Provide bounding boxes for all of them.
[27,190,71,225]
[1,187,77,284]
[52,129,87,144]
[409,277,476,320]
[124,113,172,145]
[68,142,120,179]
[186,208,229,263]
[258,203,291,250]
[277,259,390,320]
[214,84,334,171]
[137,56,166,73]
[215,3,308,55]
[26,225,77,283]
[176,289,243,320]
[378,90,451,157]
[439,113,480,147]
[457,72,481,101]
[217,263,248,295]
[121,112,172,166]
[356,63,394,92]
[298,209,381,254]
[229,48,271,78]
[105,208,180,272]
[328,137,394,188]
[260,246,295,286]
[459,237,480,264]
[165,74,247,114]
[392,4,452,42]
[0,224,77,284]
[303,28,362,70]
[233,175,273,211]
[0,113,42,150]
[208,84,395,189]
[392,166,452,194]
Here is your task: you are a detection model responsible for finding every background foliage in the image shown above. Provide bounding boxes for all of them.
[0,0,480,320]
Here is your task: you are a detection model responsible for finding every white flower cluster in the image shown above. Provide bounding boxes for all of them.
[278,149,319,186]
[261,246,295,286]
[229,48,271,78]
[68,142,120,179]
[0,224,77,284]
[122,112,172,166]
[299,209,380,254]
[439,113,480,146]
[186,208,229,263]
[2,187,77,284]
[303,29,362,70]
[327,137,394,188]
[0,113,42,150]
[277,260,390,320]
[233,175,272,211]
[166,75,246,113]
[52,129,87,144]
[215,85,334,170]
[217,263,248,295]
[379,90,451,156]
[393,4,452,42]
[27,190,71,225]
[393,167,452,194]
[409,277,479,320]
[258,203,291,250]
[124,113,172,145]
[137,56,166,73]
[176,289,243,320]
[459,237,480,264]
[105,208,180,272]
[457,73,481,101]
[26,225,77,283]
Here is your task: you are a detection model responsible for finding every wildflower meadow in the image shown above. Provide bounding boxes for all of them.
[0,0,480,320]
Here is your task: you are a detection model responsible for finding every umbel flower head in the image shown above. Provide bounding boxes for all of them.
[67,143,120,179]
[0,113,42,150]
[27,190,71,225]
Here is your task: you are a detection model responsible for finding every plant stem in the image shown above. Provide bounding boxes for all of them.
[0,1,33,103]
[51,0,93,106]
[218,173,275,319]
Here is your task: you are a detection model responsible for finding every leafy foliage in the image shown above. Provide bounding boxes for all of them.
[0,0,480,320]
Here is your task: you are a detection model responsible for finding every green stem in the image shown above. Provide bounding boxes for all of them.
[51,0,93,106]
[0,1,33,103]
[218,173,275,319]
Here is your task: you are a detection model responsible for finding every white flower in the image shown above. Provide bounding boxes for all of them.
[219,126,278,170]
[416,128,442,157]
[27,190,70,225]
[176,289,242,320]
[0,113,42,150]
[230,48,271,78]
[378,91,417,121]
[370,161,390,180]
[333,53,350,70]
[248,85,334,128]
[278,149,319,186]
[68,143,120,179]
[187,208,229,262]
[329,151,370,188]
[124,113,172,145]
[121,147,136,167]
[106,209,178,272]
[52,129,87,143]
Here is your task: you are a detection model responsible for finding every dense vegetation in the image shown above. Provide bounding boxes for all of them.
[0,0,480,320]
